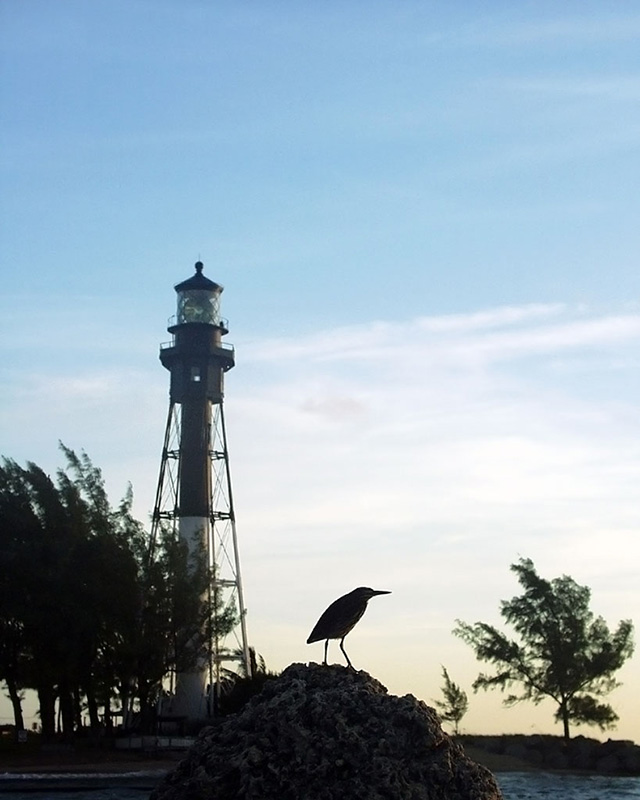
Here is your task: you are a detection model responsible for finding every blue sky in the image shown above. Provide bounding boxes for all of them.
[1,1,639,740]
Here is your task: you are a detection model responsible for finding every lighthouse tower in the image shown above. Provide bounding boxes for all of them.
[151,261,250,723]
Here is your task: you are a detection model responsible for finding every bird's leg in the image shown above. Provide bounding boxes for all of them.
[323,639,329,665]
[339,637,354,670]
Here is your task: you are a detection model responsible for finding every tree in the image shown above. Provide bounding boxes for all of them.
[0,447,245,737]
[453,558,634,741]
[217,648,280,715]
[1,449,150,737]
[0,458,40,732]
[0,451,143,739]
[433,666,468,735]
[8,460,73,739]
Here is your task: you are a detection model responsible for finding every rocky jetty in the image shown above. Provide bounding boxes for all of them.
[461,734,640,775]
[151,663,502,800]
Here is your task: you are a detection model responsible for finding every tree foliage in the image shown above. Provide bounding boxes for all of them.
[453,558,634,740]
[217,647,280,715]
[0,446,240,739]
[433,666,468,735]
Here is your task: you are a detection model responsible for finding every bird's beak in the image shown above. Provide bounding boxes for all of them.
[372,590,391,596]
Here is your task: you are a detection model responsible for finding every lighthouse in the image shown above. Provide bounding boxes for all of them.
[151,261,250,723]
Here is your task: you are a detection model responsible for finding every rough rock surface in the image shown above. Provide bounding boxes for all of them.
[150,663,502,800]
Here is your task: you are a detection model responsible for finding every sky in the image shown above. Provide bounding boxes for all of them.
[1,1,639,742]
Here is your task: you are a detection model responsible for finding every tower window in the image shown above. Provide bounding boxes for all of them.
[191,366,201,382]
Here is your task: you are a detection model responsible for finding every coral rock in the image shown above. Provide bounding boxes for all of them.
[151,663,502,799]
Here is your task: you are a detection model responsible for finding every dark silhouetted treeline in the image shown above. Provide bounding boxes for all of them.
[0,445,225,739]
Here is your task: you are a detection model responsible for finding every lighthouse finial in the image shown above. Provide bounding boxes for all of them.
[195,260,204,274]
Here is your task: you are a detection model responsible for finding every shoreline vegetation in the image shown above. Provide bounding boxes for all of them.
[1,733,638,778]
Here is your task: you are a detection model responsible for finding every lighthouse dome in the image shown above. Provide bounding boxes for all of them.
[173,262,223,326]
[174,261,222,293]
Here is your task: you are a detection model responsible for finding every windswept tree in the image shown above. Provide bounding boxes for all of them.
[0,451,143,738]
[433,667,468,735]
[454,558,634,741]
[1,459,74,739]
[0,458,40,732]
[55,447,142,735]
[0,446,240,738]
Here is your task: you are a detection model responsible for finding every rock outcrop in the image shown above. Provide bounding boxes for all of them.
[151,662,502,800]
[461,733,640,775]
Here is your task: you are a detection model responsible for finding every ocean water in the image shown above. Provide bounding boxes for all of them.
[0,770,160,800]
[497,772,640,799]
[0,772,639,799]
[0,790,146,800]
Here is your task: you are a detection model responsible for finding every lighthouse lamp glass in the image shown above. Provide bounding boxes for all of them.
[177,290,219,325]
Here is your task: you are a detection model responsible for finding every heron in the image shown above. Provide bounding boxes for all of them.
[306,587,391,669]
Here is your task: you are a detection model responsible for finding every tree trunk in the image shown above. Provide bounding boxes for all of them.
[73,686,83,731]
[83,678,100,732]
[5,676,25,731]
[103,700,112,734]
[58,679,75,739]
[88,690,100,732]
[119,688,130,730]
[37,683,56,741]
[138,684,158,734]
[559,698,571,742]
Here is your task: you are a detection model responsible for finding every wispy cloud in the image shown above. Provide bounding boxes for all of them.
[447,15,640,48]
[232,305,640,534]
[414,303,567,332]
[242,304,640,368]
[495,76,640,101]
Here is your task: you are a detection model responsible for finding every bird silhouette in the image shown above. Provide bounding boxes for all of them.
[307,587,391,669]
